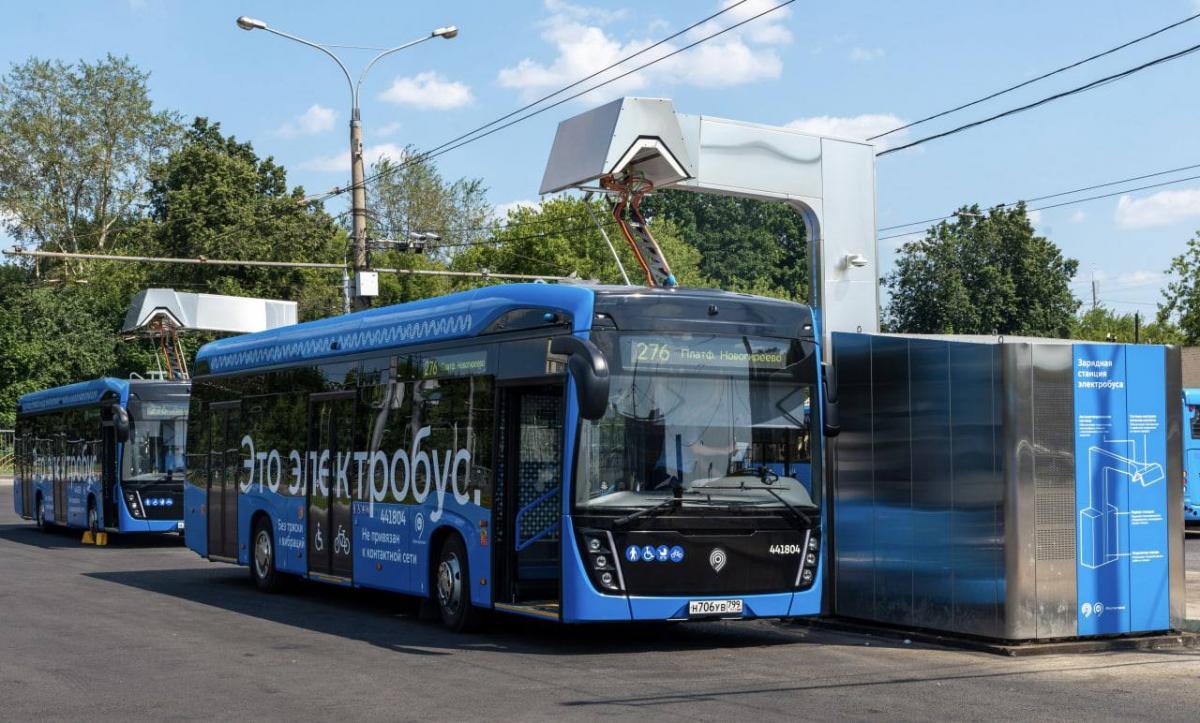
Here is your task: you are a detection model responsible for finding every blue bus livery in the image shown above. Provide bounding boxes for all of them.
[14,377,190,536]
[1183,388,1200,523]
[184,283,835,631]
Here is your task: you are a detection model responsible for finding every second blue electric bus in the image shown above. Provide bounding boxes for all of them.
[184,283,837,631]
[1183,388,1200,523]
[13,378,190,535]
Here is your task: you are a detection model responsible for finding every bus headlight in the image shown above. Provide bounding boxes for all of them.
[796,531,819,590]
[578,528,624,594]
[124,491,145,519]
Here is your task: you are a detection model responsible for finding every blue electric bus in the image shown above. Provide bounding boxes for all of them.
[184,284,837,631]
[13,378,190,535]
[1183,389,1200,524]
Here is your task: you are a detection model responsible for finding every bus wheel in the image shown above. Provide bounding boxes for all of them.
[251,517,281,593]
[87,501,99,536]
[435,535,480,632]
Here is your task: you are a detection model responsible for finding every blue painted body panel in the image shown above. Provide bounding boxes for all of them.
[1183,389,1200,523]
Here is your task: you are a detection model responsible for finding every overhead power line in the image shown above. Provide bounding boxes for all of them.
[316,0,795,202]
[879,161,1200,232]
[869,11,1200,141]
[877,39,1200,157]
[1,248,577,282]
[877,170,1200,242]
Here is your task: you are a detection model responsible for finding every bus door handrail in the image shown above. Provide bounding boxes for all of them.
[514,485,561,552]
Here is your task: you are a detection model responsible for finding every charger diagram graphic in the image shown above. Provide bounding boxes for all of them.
[1079,439,1164,569]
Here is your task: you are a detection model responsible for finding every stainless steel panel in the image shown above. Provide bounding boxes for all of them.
[1002,344,1039,640]
[1030,344,1077,639]
[871,336,913,626]
[949,342,1005,638]
[818,139,880,338]
[122,288,298,335]
[831,332,876,620]
[908,339,953,631]
[1165,345,1186,628]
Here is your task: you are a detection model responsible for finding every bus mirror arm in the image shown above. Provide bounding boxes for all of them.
[110,403,130,443]
[549,336,610,421]
[821,361,840,438]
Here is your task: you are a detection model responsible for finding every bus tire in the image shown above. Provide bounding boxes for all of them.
[250,516,281,593]
[435,534,481,633]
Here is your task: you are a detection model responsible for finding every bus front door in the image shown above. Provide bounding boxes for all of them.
[208,402,240,559]
[307,393,355,581]
[100,423,118,528]
[499,385,564,609]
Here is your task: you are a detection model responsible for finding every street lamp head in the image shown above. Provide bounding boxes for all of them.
[236,16,268,31]
[432,26,458,39]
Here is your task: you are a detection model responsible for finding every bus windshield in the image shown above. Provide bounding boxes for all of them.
[123,401,188,482]
[575,333,817,511]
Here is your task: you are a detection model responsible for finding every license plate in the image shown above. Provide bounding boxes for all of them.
[688,599,744,617]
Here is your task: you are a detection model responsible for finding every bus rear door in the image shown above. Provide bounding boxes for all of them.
[307,392,355,581]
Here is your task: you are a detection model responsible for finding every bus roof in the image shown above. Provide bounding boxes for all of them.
[195,283,597,375]
[18,377,129,415]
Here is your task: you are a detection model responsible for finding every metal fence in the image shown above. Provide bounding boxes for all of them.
[0,429,12,477]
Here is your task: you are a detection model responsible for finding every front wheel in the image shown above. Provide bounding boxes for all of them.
[435,535,482,632]
[87,500,99,536]
[251,517,282,593]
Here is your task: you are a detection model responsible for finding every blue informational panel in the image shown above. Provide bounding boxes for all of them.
[1073,344,1169,635]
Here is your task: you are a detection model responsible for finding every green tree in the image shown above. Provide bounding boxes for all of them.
[143,118,346,319]
[0,55,180,270]
[451,196,706,287]
[884,203,1079,336]
[363,150,491,305]
[641,190,808,300]
[1074,305,1181,344]
[0,269,156,427]
[1159,231,1200,343]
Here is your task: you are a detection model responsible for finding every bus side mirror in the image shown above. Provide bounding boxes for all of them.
[549,335,610,421]
[822,361,840,438]
[110,404,130,443]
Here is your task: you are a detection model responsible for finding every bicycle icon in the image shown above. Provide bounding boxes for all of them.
[334,525,350,555]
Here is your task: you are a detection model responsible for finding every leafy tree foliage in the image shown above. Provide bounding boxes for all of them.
[1159,232,1200,343]
[451,196,705,287]
[1074,305,1180,344]
[641,190,808,300]
[143,118,347,319]
[0,55,180,268]
[884,204,1079,336]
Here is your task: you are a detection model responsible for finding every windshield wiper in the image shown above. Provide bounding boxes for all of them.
[691,484,815,528]
[613,487,684,528]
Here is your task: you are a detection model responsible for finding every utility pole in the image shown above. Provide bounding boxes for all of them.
[1134,311,1141,344]
[236,16,458,311]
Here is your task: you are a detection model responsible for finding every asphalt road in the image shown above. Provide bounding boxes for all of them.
[1,483,1198,722]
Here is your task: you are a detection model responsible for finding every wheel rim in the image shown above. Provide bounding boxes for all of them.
[88,507,97,533]
[254,529,272,580]
[437,552,463,615]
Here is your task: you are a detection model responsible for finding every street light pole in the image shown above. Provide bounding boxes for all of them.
[236,16,457,310]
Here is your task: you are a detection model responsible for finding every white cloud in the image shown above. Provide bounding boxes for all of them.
[299,143,405,173]
[1026,209,1042,225]
[379,72,473,110]
[1092,269,1162,288]
[276,104,337,138]
[1115,186,1200,229]
[374,121,402,138]
[544,0,627,23]
[1070,209,1086,223]
[785,113,907,150]
[498,0,790,102]
[849,47,884,62]
[494,199,541,220]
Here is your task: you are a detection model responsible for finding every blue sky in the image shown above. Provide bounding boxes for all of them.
[4,0,1200,313]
